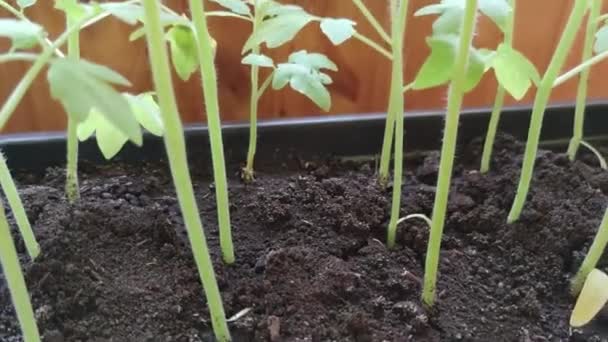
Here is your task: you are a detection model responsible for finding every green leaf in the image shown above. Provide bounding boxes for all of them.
[288,50,337,71]
[166,25,199,81]
[242,53,274,68]
[570,269,608,327]
[272,62,332,111]
[491,44,540,100]
[0,19,44,50]
[594,25,608,53]
[263,4,305,17]
[413,35,457,90]
[478,0,512,32]
[55,0,95,21]
[77,113,97,141]
[95,112,129,160]
[414,3,454,16]
[464,48,486,92]
[100,3,143,25]
[242,13,313,52]
[432,8,463,34]
[124,93,164,136]
[210,0,251,16]
[17,0,36,9]
[320,18,356,45]
[47,59,142,145]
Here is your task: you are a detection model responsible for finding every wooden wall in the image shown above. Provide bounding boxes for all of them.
[1,0,607,133]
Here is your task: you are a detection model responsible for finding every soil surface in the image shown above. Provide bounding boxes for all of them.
[1,134,608,341]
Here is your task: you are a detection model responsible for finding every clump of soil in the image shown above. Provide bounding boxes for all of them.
[1,134,608,341]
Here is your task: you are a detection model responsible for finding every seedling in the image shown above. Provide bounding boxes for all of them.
[507,0,589,223]
[0,201,40,342]
[206,0,352,181]
[570,268,608,328]
[140,0,230,340]
[572,206,608,294]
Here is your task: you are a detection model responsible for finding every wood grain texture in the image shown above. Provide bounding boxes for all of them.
[1,0,607,133]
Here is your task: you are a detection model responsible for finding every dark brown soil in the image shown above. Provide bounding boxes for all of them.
[1,134,608,341]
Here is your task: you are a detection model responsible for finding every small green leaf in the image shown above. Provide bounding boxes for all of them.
[95,112,129,160]
[0,19,44,50]
[210,0,251,16]
[272,62,332,111]
[242,13,313,52]
[478,0,512,32]
[570,269,608,327]
[47,59,141,145]
[413,35,457,90]
[166,25,199,81]
[320,18,356,45]
[100,2,144,25]
[77,113,97,141]
[124,93,164,136]
[263,4,305,17]
[55,0,95,21]
[414,3,454,16]
[242,53,274,68]
[594,25,608,53]
[464,48,486,92]
[288,50,337,71]
[17,0,36,9]
[432,8,463,34]
[491,44,540,100]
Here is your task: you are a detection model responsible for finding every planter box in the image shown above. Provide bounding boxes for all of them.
[1,103,607,341]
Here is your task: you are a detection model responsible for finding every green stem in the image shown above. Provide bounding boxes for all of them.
[480,0,515,173]
[0,200,41,342]
[507,0,588,223]
[572,206,608,294]
[0,53,39,63]
[0,152,39,260]
[422,0,478,307]
[351,0,392,44]
[65,0,80,203]
[554,49,608,87]
[257,71,274,100]
[353,32,393,60]
[141,1,230,341]
[189,0,235,265]
[568,0,601,161]
[386,0,408,248]
[244,7,263,182]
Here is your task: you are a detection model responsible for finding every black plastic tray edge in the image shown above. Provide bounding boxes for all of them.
[1,101,607,171]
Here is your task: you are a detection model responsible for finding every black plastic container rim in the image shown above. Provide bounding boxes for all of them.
[1,100,607,171]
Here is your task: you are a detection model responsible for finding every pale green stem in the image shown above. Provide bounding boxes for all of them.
[141,1,230,341]
[189,0,235,265]
[257,72,274,100]
[353,32,393,60]
[480,0,515,173]
[0,53,39,63]
[0,152,39,260]
[65,0,80,203]
[572,207,608,294]
[508,0,589,223]
[0,200,41,342]
[422,0,478,307]
[351,0,392,44]
[386,0,408,248]
[244,7,263,181]
[555,49,608,87]
[568,0,601,161]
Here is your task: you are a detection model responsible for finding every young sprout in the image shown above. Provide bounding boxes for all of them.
[570,268,608,328]
[507,0,589,223]
[572,207,608,294]
[140,0,230,340]
[567,0,602,161]
[208,0,351,182]
[410,0,537,306]
[0,201,40,342]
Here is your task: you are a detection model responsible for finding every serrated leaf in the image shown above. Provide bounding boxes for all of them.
[478,0,511,32]
[491,44,540,100]
[95,112,129,160]
[100,2,144,25]
[433,8,463,34]
[17,0,36,9]
[242,13,313,52]
[210,0,251,16]
[595,25,608,53]
[272,63,332,111]
[124,93,164,136]
[77,113,97,141]
[242,53,274,68]
[47,59,141,145]
[320,18,356,45]
[166,25,199,81]
[0,19,44,50]
[288,50,337,71]
[413,35,457,90]
[464,48,486,92]
[570,269,608,327]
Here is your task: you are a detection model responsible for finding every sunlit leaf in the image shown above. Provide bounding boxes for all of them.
[77,113,97,141]
[464,48,486,92]
[320,18,356,45]
[288,50,337,71]
[55,0,94,21]
[209,0,251,16]
[570,269,608,327]
[166,25,199,81]
[242,53,274,68]
[491,43,540,100]
[478,0,511,32]
[95,112,130,160]
[47,59,142,145]
[242,12,313,52]
[0,19,44,50]
[124,93,164,136]
[413,35,457,90]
